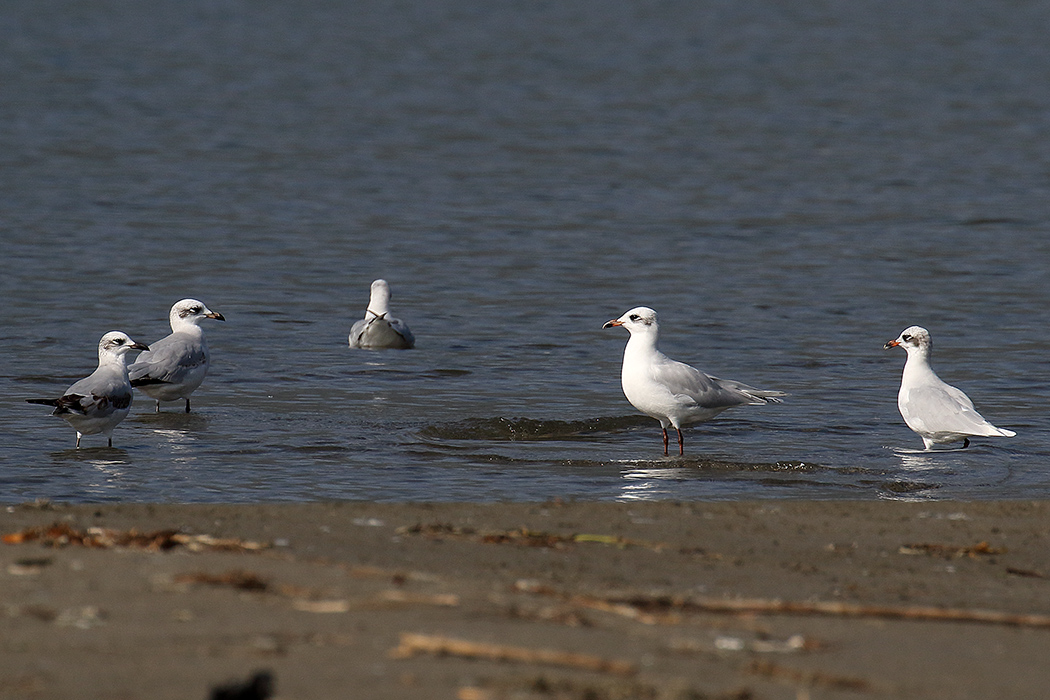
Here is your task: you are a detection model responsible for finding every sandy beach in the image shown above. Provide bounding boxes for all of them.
[2,499,1049,700]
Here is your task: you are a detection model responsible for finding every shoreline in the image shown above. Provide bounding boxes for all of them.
[3,499,1049,699]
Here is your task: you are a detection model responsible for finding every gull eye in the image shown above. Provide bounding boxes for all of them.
[629,314,640,322]
[902,334,912,342]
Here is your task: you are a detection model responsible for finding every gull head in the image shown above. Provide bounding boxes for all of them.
[98,331,149,359]
[885,325,931,356]
[603,306,659,334]
[170,299,225,328]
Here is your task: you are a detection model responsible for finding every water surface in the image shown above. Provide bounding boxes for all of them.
[2,0,1049,502]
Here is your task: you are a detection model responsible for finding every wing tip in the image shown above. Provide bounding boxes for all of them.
[130,377,171,387]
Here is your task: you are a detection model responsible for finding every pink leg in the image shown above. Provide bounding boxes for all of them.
[676,428,684,456]
[661,428,669,456]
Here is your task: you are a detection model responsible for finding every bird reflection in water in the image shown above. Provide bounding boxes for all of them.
[618,464,695,501]
[153,428,200,464]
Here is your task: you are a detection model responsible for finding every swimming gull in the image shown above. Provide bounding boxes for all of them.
[603,307,784,455]
[27,331,149,448]
[348,279,415,349]
[885,325,1015,450]
[129,298,225,413]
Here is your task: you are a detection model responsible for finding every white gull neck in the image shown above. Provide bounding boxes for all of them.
[902,345,938,384]
[169,312,206,336]
[623,324,661,365]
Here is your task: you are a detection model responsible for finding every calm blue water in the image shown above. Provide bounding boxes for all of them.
[2,0,1049,502]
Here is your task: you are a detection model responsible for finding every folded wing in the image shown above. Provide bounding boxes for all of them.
[129,336,206,387]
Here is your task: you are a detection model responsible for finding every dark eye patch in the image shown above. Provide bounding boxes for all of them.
[629,314,640,322]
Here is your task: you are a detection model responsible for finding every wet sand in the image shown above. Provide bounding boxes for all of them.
[2,500,1049,700]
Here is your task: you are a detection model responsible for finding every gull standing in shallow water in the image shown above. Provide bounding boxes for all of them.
[885,325,1016,450]
[27,331,149,448]
[129,299,225,413]
[348,279,415,349]
[603,307,784,455]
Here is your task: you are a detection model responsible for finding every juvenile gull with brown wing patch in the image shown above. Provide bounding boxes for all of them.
[27,331,149,448]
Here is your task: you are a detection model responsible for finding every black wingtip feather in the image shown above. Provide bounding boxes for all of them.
[130,377,172,387]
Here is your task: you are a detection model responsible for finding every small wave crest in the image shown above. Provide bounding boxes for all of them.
[619,458,823,473]
[419,415,651,441]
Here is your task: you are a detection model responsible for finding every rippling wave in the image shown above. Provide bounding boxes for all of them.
[419,415,652,441]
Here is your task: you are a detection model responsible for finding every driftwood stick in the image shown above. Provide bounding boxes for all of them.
[670,596,1050,628]
[515,582,1050,629]
[390,632,637,676]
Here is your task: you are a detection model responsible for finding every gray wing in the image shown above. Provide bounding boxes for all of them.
[57,368,133,417]
[651,358,771,410]
[348,319,368,348]
[349,317,414,349]
[388,317,415,347]
[129,333,206,386]
[901,383,995,435]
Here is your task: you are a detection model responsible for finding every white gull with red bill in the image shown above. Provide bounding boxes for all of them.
[603,306,784,456]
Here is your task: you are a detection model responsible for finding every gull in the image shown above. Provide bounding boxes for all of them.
[129,299,225,413]
[27,331,149,448]
[885,325,1015,450]
[603,307,784,455]
[348,279,415,349]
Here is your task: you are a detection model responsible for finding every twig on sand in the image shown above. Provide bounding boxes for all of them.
[899,541,1005,558]
[397,523,666,551]
[514,582,1050,629]
[389,632,637,676]
[666,597,1050,628]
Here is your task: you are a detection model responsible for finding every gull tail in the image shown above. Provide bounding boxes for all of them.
[27,397,67,416]
[747,389,786,405]
[967,422,1016,439]
[27,394,89,415]
[714,379,786,405]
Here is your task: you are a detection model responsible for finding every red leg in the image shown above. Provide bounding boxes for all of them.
[661,428,669,456]
[676,428,684,456]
